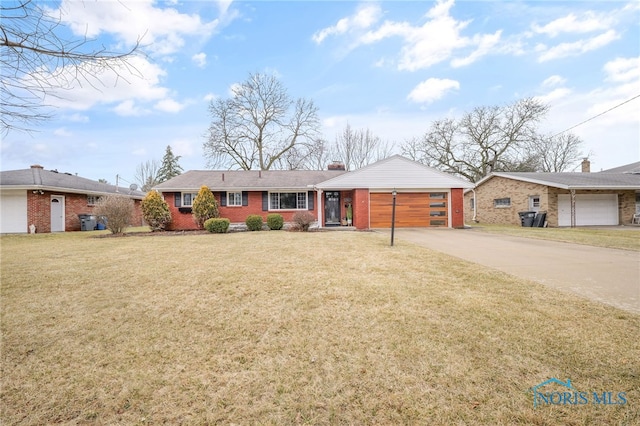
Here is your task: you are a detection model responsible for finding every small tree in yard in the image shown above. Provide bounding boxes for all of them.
[94,195,134,235]
[192,186,219,228]
[141,191,171,231]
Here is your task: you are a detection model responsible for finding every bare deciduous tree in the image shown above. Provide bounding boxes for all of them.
[401,98,549,182]
[333,124,393,171]
[531,133,584,172]
[204,72,320,170]
[1,0,141,135]
[134,160,160,192]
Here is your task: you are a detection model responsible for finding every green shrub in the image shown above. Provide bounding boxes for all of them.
[141,190,171,231]
[204,218,230,233]
[266,213,284,230]
[292,211,315,232]
[192,185,219,228]
[245,214,263,231]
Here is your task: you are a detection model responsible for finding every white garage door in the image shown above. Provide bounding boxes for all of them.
[558,194,618,226]
[0,190,28,233]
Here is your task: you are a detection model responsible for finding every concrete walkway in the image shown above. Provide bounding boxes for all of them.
[376,228,640,314]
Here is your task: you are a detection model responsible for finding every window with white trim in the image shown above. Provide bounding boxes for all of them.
[529,195,540,209]
[87,195,101,206]
[182,193,198,207]
[227,192,242,206]
[270,192,307,210]
[493,197,511,208]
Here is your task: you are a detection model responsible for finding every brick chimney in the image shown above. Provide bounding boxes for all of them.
[581,158,590,173]
[328,161,346,171]
[30,164,44,169]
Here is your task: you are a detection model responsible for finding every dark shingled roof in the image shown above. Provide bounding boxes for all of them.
[0,167,146,198]
[153,169,348,191]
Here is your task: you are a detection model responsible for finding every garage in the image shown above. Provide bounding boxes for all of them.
[0,190,27,233]
[370,192,448,228]
[558,194,618,226]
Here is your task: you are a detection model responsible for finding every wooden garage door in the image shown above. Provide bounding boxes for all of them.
[370,192,448,228]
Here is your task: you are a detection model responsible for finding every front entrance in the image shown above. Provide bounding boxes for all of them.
[50,196,65,232]
[324,191,341,226]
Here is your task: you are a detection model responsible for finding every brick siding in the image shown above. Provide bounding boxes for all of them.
[464,176,636,226]
[26,191,142,233]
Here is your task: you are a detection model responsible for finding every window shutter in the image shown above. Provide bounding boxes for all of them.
[242,191,249,206]
[308,191,314,210]
[174,193,181,207]
[262,192,268,211]
[220,192,227,207]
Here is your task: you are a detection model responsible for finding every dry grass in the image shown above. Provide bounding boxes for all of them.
[470,224,640,251]
[1,231,638,425]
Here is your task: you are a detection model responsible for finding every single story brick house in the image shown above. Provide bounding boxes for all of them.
[465,160,640,227]
[154,155,474,230]
[0,165,145,233]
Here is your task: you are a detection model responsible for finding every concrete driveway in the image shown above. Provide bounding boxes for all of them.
[376,228,640,314]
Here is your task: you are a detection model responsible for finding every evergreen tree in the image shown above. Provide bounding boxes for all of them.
[192,186,219,228]
[157,145,183,183]
[141,190,172,231]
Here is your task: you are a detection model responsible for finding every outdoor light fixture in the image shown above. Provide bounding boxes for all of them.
[391,189,397,246]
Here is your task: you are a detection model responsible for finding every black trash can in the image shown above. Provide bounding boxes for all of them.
[533,211,547,227]
[518,211,536,227]
[79,214,97,231]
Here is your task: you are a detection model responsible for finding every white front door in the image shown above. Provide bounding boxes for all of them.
[50,196,65,232]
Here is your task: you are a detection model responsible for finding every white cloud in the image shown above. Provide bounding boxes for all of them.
[537,30,619,62]
[171,139,195,157]
[66,113,90,123]
[604,56,640,83]
[542,75,567,88]
[407,78,459,104]
[192,52,207,68]
[53,127,73,137]
[203,93,217,102]
[532,12,613,37]
[29,56,169,112]
[154,98,185,113]
[53,0,228,57]
[113,100,149,117]
[451,31,502,68]
[312,3,382,44]
[534,88,572,105]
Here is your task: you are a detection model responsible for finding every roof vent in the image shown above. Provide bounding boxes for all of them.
[30,164,44,169]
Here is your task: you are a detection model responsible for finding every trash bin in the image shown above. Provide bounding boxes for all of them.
[79,214,97,231]
[518,211,536,227]
[96,216,107,230]
[533,211,547,227]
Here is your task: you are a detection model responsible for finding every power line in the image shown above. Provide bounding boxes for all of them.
[550,93,640,138]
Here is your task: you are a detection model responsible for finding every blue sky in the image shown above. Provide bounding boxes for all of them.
[2,0,638,185]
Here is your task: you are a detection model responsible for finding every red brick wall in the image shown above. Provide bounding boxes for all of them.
[353,188,370,229]
[164,191,319,230]
[26,191,142,233]
[450,188,465,228]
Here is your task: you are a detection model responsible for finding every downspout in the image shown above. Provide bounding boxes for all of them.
[471,189,477,223]
[315,187,323,229]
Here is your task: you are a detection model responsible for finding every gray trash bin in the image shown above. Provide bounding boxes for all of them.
[518,211,536,227]
[79,214,97,231]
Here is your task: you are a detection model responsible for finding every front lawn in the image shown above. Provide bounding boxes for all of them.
[1,231,638,425]
[470,224,640,251]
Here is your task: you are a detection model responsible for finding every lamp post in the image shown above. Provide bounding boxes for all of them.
[390,189,397,246]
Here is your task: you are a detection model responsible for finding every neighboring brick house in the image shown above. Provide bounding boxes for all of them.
[0,165,145,233]
[155,155,475,230]
[465,161,640,227]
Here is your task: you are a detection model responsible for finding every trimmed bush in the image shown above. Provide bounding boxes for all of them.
[141,190,171,231]
[192,185,219,228]
[204,218,230,233]
[292,211,315,232]
[245,214,263,231]
[94,195,134,235]
[266,213,284,230]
